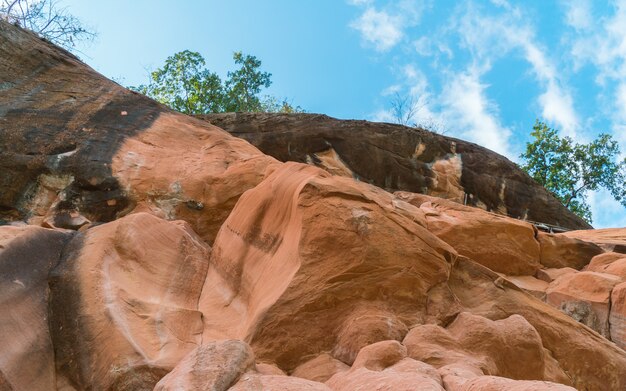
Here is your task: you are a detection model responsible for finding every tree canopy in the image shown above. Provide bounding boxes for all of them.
[130,50,302,115]
[520,120,626,223]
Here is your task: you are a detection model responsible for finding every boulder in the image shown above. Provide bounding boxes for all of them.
[586,252,626,279]
[197,163,455,371]
[326,367,445,391]
[48,213,211,390]
[291,354,349,383]
[0,226,74,391]
[447,376,576,391]
[403,323,495,375]
[332,308,409,365]
[535,267,577,283]
[446,313,546,380]
[610,282,626,350]
[154,340,254,391]
[397,192,541,275]
[562,228,626,253]
[230,374,331,390]
[449,257,623,390]
[546,271,622,338]
[351,340,407,371]
[538,232,603,270]
[326,359,445,391]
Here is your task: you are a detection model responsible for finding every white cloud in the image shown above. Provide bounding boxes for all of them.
[456,6,581,139]
[441,70,513,158]
[562,0,593,30]
[350,8,404,52]
[588,189,626,228]
[539,82,581,139]
[370,108,396,123]
[565,1,626,152]
[381,83,402,96]
[349,1,429,52]
[615,83,626,120]
[490,0,512,9]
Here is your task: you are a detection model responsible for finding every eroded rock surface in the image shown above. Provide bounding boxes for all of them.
[198,112,591,230]
[1,19,626,391]
[0,21,276,243]
[153,340,255,391]
[49,212,211,390]
[0,226,74,391]
[397,192,540,275]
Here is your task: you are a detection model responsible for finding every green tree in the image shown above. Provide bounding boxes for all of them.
[131,50,303,114]
[223,51,271,112]
[520,120,626,223]
[132,50,223,114]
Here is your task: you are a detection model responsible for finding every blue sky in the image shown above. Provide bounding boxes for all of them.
[60,0,626,228]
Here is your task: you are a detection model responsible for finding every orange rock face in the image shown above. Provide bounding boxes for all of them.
[197,163,455,370]
[586,252,626,279]
[153,340,255,391]
[546,271,622,338]
[48,213,211,390]
[396,192,541,275]
[563,227,626,252]
[291,354,349,383]
[610,282,626,350]
[538,232,603,269]
[0,226,74,391]
[2,19,626,391]
[111,111,278,243]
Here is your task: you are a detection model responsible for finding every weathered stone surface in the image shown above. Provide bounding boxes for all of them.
[0,226,74,391]
[403,323,495,375]
[326,366,445,391]
[535,267,577,283]
[154,340,254,391]
[449,257,623,390]
[48,212,210,390]
[0,20,276,243]
[332,308,409,365]
[256,362,286,376]
[538,232,603,270]
[2,20,626,391]
[327,356,445,391]
[291,354,349,383]
[503,275,549,300]
[586,252,626,279]
[198,163,455,371]
[546,271,621,338]
[562,228,626,253]
[351,340,407,371]
[403,312,549,381]
[198,113,591,230]
[610,282,626,350]
[447,376,576,391]
[397,192,541,275]
[230,374,331,390]
[447,313,547,380]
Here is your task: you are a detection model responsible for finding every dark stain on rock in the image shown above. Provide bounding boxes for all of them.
[199,112,591,230]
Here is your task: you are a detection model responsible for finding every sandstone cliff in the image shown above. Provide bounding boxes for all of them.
[197,112,591,231]
[1,20,625,391]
